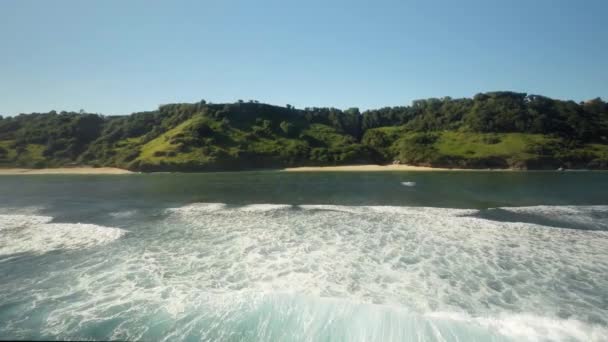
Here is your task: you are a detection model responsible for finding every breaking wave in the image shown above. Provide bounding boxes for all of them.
[0,214,127,256]
[1,203,608,341]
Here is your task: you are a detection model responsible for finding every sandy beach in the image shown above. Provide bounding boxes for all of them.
[282,164,503,172]
[0,165,523,174]
[0,167,133,175]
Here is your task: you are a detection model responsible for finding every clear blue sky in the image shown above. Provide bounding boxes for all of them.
[1,0,606,116]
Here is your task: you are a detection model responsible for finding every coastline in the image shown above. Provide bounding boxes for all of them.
[0,167,133,175]
[0,164,596,175]
[282,164,515,172]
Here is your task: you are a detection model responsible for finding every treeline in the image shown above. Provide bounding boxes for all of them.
[0,101,368,169]
[362,92,608,142]
[0,111,105,161]
[0,92,607,170]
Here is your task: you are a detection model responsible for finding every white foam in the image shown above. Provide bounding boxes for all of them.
[168,203,292,214]
[299,204,477,217]
[166,202,227,214]
[0,215,127,256]
[298,204,364,214]
[0,214,53,231]
[238,204,293,212]
[158,203,608,322]
[3,203,608,341]
[109,210,138,219]
[170,202,227,212]
[401,181,416,187]
[367,205,478,216]
[499,205,608,216]
[426,311,608,342]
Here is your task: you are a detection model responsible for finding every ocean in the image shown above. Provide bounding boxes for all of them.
[1,171,607,341]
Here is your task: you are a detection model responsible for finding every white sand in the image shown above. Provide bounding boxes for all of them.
[0,167,133,175]
[282,164,513,172]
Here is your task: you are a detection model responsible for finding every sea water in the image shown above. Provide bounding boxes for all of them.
[0,171,607,341]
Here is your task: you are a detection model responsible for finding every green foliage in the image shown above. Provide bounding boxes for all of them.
[0,92,606,170]
[279,121,295,136]
[362,92,607,142]
[397,133,440,164]
[374,131,607,169]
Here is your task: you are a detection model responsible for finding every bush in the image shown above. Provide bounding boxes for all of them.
[482,135,501,144]
[280,121,296,136]
[310,148,330,162]
[32,160,47,169]
[362,130,390,147]
[409,132,439,145]
[525,140,562,156]
[122,149,140,162]
[128,160,142,170]
[189,122,213,137]
[397,134,440,164]
[589,157,608,169]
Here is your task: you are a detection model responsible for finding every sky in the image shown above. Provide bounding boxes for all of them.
[0,0,606,116]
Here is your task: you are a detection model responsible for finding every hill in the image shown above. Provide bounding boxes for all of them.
[1,92,607,171]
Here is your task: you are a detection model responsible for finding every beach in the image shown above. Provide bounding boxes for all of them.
[0,165,508,174]
[0,167,133,175]
[282,164,511,172]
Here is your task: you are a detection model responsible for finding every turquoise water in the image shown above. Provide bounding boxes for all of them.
[1,171,608,341]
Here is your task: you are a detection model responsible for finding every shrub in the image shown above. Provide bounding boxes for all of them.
[122,149,140,162]
[280,121,295,136]
[310,148,330,162]
[482,135,501,144]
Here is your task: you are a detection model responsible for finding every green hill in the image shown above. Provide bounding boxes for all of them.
[1,92,607,171]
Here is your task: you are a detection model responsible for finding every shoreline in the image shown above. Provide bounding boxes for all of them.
[0,164,598,175]
[0,167,133,175]
[282,164,516,172]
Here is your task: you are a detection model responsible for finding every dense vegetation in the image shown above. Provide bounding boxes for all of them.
[1,92,607,171]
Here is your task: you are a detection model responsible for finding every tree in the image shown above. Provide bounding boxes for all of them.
[280,121,294,136]
[0,92,606,171]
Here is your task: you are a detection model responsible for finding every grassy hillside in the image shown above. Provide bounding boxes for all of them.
[0,92,607,171]
[363,128,608,169]
[0,141,48,168]
[0,102,367,171]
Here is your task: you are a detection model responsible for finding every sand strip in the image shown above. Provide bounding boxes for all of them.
[282,164,514,172]
[0,167,133,175]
